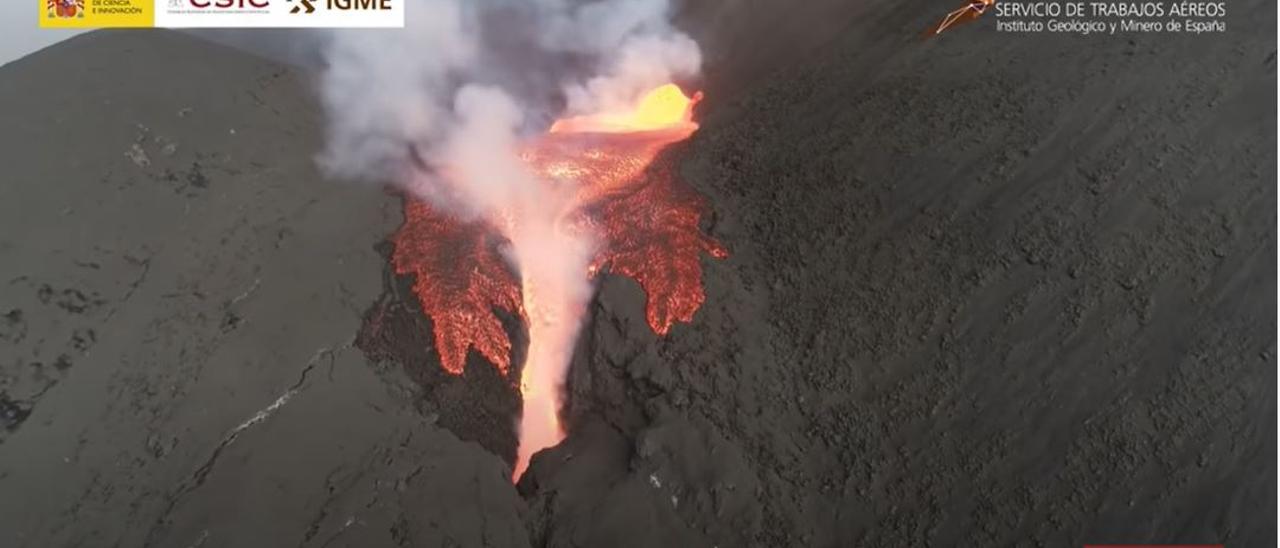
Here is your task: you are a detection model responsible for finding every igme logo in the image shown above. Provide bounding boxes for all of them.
[288,0,390,11]
[326,0,392,10]
[287,0,315,13]
[289,0,391,14]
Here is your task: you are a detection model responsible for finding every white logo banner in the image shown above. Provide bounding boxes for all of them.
[156,0,404,28]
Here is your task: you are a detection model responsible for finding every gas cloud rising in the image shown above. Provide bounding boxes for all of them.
[314,0,705,479]
[316,0,701,197]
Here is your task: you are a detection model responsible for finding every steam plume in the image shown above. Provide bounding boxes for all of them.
[317,0,700,189]
[315,0,701,476]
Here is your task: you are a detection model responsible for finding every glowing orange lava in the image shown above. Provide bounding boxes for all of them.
[391,199,522,375]
[389,84,724,480]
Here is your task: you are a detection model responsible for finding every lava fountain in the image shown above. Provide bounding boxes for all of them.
[389,84,726,480]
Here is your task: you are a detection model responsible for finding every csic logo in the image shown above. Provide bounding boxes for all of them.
[189,0,269,7]
[163,0,269,18]
[289,0,392,14]
[160,0,270,16]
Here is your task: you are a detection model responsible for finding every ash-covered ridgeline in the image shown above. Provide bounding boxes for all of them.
[0,1,1275,547]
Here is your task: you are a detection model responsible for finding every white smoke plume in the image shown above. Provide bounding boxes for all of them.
[315,0,701,476]
[316,0,700,196]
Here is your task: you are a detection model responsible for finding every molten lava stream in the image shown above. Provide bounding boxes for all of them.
[506,209,592,480]
[513,296,577,479]
[509,84,706,479]
[390,84,724,482]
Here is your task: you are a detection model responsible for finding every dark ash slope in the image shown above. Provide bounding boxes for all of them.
[519,1,1277,546]
[0,1,1274,545]
[0,30,525,548]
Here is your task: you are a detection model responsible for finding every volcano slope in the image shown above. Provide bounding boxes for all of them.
[0,5,1274,548]
[513,1,1276,547]
[0,31,527,548]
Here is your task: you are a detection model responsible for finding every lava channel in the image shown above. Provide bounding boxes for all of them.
[389,84,726,480]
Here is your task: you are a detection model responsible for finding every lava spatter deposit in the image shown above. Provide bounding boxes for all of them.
[390,199,522,376]
[386,85,726,478]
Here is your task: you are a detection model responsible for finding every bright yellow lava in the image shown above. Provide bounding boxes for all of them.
[549,83,699,134]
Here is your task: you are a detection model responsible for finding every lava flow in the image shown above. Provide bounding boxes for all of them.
[389,84,726,480]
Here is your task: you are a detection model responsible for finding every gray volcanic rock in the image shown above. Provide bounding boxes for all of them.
[0,30,524,548]
[0,0,1275,545]
[522,1,1278,547]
